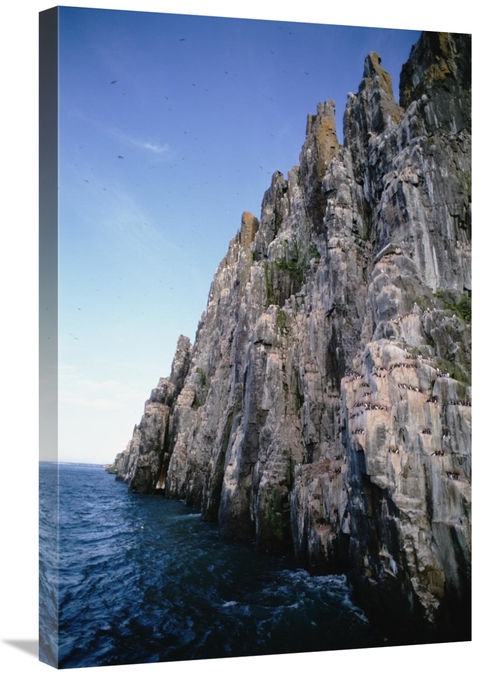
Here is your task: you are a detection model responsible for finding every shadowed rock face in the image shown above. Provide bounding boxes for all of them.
[111,31,471,644]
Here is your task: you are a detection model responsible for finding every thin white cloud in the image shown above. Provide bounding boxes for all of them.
[137,140,171,154]
[71,110,173,157]
[106,124,172,157]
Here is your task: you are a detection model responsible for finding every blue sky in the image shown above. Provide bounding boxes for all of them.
[55,7,421,464]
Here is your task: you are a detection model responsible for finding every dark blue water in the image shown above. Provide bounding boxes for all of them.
[39,462,385,668]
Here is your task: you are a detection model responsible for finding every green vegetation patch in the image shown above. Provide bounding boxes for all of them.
[196,367,208,388]
[309,241,321,259]
[262,485,290,544]
[274,238,307,281]
[191,392,202,410]
[276,307,288,334]
[263,260,273,305]
[435,290,471,323]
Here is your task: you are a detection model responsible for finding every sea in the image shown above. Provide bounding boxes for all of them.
[39,462,387,668]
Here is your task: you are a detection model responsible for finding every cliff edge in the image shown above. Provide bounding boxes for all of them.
[111,31,471,644]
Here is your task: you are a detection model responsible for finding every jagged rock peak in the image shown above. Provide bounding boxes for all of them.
[400,31,471,110]
[239,211,260,246]
[169,335,192,395]
[346,49,403,141]
[302,100,339,173]
[362,51,396,101]
[299,100,339,228]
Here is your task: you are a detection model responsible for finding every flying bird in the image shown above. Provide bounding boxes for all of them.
[118,155,124,159]
[110,80,117,84]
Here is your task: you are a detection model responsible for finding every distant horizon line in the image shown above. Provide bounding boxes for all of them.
[39,460,111,466]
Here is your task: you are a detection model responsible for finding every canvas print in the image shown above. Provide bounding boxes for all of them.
[39,5,471,669]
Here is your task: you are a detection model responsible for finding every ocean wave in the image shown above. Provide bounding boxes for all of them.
[41,463,383,667]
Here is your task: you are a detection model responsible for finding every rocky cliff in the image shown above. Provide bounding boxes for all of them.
[111,31,471,644]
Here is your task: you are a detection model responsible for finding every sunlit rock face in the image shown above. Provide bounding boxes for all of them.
[111,31,471,643]
[114,335,191,494]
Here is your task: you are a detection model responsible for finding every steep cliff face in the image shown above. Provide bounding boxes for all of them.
[112,31,471,643]
[114,335,192,494]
